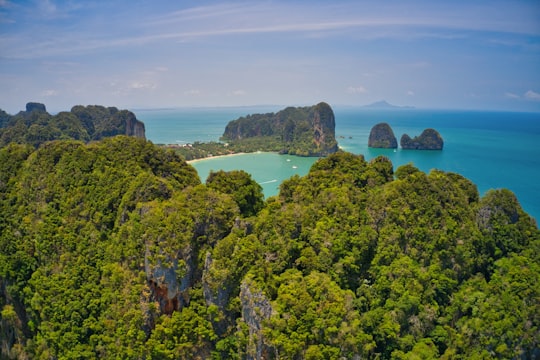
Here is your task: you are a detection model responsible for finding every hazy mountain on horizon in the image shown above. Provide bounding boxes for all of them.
[361,100,415,109]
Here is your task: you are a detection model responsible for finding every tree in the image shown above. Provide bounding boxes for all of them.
[206,170,264,217]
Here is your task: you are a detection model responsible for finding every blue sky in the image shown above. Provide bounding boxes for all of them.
[1,0,539,113]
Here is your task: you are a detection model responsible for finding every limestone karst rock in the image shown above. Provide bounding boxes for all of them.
[401,128,444,150]
[368,122,398,148]
[222,102,338,156]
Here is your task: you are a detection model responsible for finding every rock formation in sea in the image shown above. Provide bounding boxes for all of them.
[368,122,398,148]
[400,128,444,150]
[222,102,338,156]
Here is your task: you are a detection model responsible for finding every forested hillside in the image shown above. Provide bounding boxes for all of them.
[222,102,338,156]
[0,103,145,148]
[0,137,538,359]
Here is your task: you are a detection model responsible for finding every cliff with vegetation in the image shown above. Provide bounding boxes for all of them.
[0,103,145,148]
[401,128,444,150]
[368,122,398,148]
[0,136,538,359]
[221,102,338,156]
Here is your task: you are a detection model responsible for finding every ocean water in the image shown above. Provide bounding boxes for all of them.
[135,107,540,221]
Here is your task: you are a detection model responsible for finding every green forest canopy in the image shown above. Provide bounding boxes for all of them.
[0,103,145,148]
[0,137,538,359]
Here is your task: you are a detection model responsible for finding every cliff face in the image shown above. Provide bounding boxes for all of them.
[240,279,274,360]
[311,102,338,155]
[401,128,443,150]
[368,122,398,148]
[124,111,146,138]
[71,105,146,141]
[222,102,338,156]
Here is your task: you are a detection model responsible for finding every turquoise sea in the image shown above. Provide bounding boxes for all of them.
[134,107,540,222]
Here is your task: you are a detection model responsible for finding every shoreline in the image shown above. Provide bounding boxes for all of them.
[186,152,248,164]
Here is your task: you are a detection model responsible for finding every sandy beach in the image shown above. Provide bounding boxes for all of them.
[186,152,247,164]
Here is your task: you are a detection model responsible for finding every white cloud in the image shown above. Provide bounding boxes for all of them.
[39,0,57,14]
[524,90,540,101]
[230,89,246,96]
[184,89,201,96]
[347,86,367,94]
[130,81,156,90]
[504,92,520,99]
[407,90,415,96]
[41,89,58,96]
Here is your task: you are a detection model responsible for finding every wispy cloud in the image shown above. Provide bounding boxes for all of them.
[230,89,247,96]
[525,90,540,101]
[347,86,367,94]
[146,2,540,37]
[130,81,156,90]
[148,3,250,25]
[38,0,57,16]
[184,89,201,96]
[505,92,520,99]
[41,89,57,97]
[3,1,538,60]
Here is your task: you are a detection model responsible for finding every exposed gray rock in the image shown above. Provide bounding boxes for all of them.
[144,243,194,315]
[25,102,46,112]
[240,279,274,360]
[368,122,398,148]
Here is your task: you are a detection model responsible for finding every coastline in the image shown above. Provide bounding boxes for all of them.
[186,152,247,164]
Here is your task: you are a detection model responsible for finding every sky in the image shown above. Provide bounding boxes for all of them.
[1,0,539,113]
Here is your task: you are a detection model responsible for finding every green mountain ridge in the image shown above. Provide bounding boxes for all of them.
[0,102,145,148]
[0,133,538,359]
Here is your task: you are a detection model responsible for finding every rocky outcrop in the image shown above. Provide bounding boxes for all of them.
[240,279,274,360]
[368,122,398,148]
[311,102,338,155]
[477,189,521,231]
[222,102,338,156]
[202,252,231,310]
[25,102,46,112]
[400,128,443,150]
[124,111,146,138]
[71,105,146,141]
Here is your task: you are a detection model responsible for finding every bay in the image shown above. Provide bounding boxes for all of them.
[135,107,540,221]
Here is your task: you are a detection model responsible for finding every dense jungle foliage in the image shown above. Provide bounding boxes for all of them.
[0,103,145,148]
[222,102,338,156]
[0,136,538,359]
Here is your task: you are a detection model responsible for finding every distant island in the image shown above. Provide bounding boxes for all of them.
[361,100,415,110]
[221,102,338,156]
[368,122,444,150]
[401,128,444,150]
[0,102,145,148]
[368,122,398,148]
